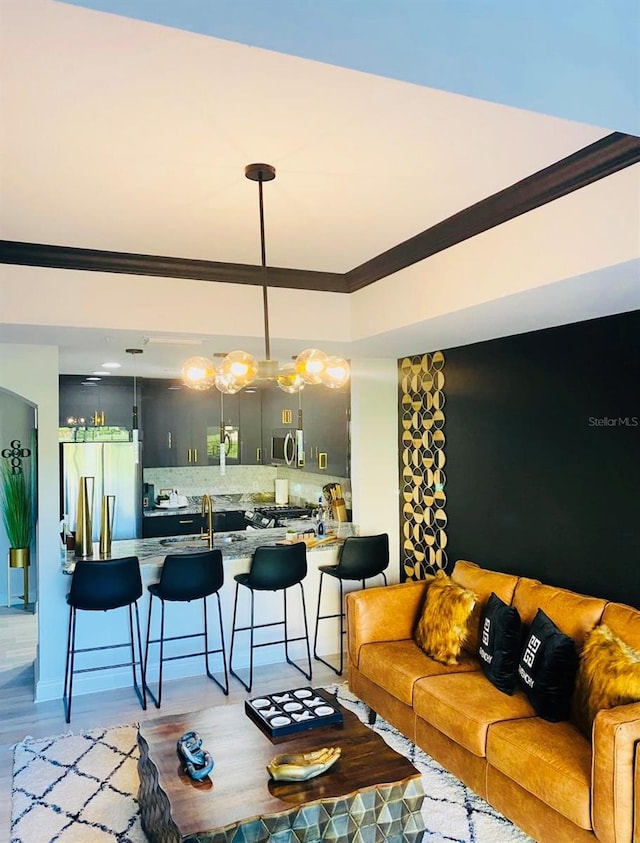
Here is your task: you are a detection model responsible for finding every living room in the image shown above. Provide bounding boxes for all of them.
[0,2,638,840]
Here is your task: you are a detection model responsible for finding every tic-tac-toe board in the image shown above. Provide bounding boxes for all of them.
[244,687,344,738]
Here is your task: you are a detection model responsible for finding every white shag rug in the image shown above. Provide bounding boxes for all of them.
[11,685,534,843]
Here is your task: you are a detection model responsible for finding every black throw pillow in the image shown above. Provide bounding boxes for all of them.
[517,608,579,721]
[478,592,522,695]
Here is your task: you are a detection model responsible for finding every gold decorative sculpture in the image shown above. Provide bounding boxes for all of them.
[266,746,341,781]
[75,476,94,558]
[99,494,115,556]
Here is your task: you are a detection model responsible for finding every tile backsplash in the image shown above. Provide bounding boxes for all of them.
[143,465,350,507]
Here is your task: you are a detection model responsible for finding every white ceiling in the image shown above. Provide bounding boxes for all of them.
[0,0,637,378]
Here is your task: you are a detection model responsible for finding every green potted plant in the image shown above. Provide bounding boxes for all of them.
[0,461,32,570]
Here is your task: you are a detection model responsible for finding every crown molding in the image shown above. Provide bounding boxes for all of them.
[345,132,640,291]
[1,132,638,295]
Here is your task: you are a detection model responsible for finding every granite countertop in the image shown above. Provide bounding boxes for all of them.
[62,520,358,574]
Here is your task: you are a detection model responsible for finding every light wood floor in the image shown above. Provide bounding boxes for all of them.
[0,606,345,841]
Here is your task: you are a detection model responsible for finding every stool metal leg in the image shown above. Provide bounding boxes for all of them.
[204,593,229,695]
[64,601,146,723]
[313,572,388,676]
[283,583,312,681]
[313,574,345,676]
[229,582,254,692]
[63,606,77,724]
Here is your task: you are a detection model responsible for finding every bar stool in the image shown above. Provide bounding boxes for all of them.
[144,549,228,708]
[313,533,389,675]
[63,556,146,723]
[229,543,312,692]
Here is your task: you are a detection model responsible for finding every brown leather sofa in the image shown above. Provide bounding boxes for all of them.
[346,560,640,843]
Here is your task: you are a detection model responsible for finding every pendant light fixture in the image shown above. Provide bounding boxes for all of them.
[182,163,350,393]
[126,347,143,463]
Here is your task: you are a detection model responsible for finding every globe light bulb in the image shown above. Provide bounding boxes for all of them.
[276,362,305,394]
[215,371,241,394]
[322,356,350,389]
[220,350,258,387]
[181,356,216,391]
[295,348,328,385]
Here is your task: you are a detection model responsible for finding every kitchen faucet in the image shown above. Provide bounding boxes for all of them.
[201,494,213,548]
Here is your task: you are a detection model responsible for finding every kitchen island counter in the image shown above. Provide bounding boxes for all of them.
[62,520,357,576]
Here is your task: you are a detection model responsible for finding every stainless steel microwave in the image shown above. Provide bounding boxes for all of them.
[271,429,304,467]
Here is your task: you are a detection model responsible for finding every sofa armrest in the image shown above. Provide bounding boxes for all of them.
[591,700,640,843]
[345,579,429,669]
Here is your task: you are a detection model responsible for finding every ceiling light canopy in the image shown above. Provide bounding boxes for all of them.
[182,164,350,394]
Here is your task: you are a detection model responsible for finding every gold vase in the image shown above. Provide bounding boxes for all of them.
[9,547,29,568]
[99,494,115,556]
[75,476,94,558]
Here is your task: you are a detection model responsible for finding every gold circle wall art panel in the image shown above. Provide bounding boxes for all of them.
[433,409,445,429]
[434,509,448,528]
[432,351,445,370]
[399,351,447,581]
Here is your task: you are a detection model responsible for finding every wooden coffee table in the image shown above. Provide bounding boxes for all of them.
[137,692,424,843]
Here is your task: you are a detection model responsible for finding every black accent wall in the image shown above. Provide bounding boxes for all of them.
[442,310,639,606]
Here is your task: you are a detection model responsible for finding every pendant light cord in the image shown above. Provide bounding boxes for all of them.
[258,174,271,361]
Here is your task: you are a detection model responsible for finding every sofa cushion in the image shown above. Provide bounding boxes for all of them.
[414,571,476,665]
[358,640,480,706]
[413,672,535,757]
[601,601,640,651]
[451,560,522,654]
[487,716,592,830]
[512,577,606,648]
[518,608,579,722]
[572,623,640,738]
[478,592,523,695]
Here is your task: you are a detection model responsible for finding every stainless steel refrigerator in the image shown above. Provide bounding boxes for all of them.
[61,442,142,541]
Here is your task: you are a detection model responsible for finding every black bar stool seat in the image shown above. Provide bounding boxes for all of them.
[144,549,228,708]
[229,542,312,692]
[313,533,389,675]
[63,556,147,723]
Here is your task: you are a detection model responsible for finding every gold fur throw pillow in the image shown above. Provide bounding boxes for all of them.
[414,571,477,665]
[572,623,640,738]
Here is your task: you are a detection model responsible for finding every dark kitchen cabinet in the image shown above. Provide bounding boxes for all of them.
[142,512,204,538]
[141,381,179,467]
[300,386,350,476]
[239,390,263,464]
[142,382,219,467]
[59,375,136,429]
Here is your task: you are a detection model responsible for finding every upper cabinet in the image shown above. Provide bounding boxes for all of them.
[59,375,137,430]
[60,376,350,476]
[299,386,350,476]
